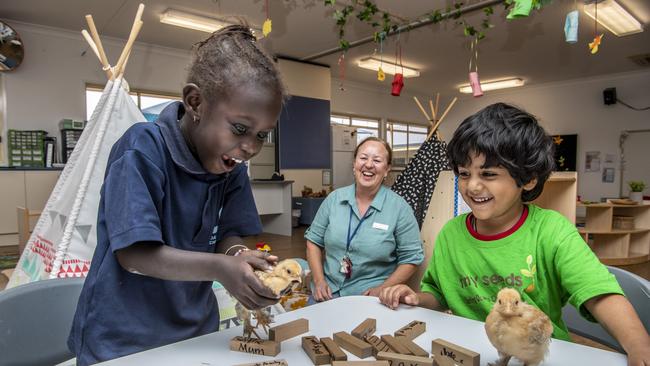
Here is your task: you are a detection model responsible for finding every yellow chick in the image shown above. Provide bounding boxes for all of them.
[236,259,302,338]
[485,288,553,366]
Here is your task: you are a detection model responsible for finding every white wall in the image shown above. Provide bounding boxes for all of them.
[2,21,190,162]
[438,70,650,202]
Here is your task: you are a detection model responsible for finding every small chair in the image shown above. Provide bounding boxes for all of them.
[0,277,85,365]
[16,206,42,255]
[562,266,650,353]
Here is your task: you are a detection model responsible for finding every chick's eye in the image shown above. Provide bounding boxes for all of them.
[498,299,502,304]
[515,300,519,305]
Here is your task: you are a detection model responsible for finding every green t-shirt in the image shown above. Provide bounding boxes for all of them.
[421,204,623,341]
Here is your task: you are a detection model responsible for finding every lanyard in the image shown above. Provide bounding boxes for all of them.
[346,206,371,252]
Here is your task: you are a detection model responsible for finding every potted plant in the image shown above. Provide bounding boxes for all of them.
[628,181,646,203]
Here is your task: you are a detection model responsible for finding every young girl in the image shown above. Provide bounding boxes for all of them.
[68,25,288,365]
[379,103,650,365]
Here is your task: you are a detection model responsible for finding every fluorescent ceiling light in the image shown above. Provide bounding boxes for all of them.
[357,57,420,78]
[160,9,261,36]
[459,78,524,94]
[584,0,643,37]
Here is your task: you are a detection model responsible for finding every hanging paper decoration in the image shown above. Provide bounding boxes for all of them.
[507,0,534,19]
[468,38,483,97]
[262,0,272,36]
[377,35,385,81]
[588,1,604,54]
[338,52,346,91]
[564,10,579,43]
[378,67,385,81]
[390,42,404,96]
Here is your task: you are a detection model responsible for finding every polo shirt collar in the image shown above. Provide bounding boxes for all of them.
[341,184,388,216]
[155,101,223,181]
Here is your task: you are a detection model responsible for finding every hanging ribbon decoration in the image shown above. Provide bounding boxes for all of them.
[338,52,346,91]
[391,35,404,96]
[588,1,603,54]
[262,0,272,37]
[468,38,483,97]
[377,35,385,81]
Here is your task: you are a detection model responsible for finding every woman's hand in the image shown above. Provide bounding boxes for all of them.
[312,278,333,302]
[379,284,419,310]
[363,286,384,297]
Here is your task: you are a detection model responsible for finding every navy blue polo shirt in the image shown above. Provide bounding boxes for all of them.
[68,102,262,365]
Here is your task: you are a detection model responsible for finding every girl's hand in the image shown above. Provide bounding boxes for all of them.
[312,278,332,302]
[379,284,419,310]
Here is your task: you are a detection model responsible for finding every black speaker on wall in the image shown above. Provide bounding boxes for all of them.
[603,87,617,105]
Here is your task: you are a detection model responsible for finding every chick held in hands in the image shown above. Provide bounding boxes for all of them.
[485,288,553,366]
[236,259,303,338]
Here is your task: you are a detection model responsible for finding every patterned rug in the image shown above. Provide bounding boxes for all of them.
[0,255,19,270]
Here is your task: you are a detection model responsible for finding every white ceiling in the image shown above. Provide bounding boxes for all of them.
[2,0,649,95]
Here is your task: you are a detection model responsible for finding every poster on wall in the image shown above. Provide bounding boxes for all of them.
[585,151,601,172]
[552,134,577,171]
[602,168,615,183]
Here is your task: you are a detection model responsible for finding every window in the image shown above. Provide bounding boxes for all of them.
[330,114,379,144]
[85,85,180,121]
[386,121,428,166]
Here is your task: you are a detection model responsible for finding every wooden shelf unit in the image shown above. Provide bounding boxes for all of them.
[578,203,650,265]
[531,171,577,224]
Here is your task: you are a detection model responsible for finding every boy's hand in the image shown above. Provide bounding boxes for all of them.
[379,284,419,310]
[220,252,279,310]
[626,342,650,366]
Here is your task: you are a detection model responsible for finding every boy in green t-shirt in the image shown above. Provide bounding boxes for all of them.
[379,103,649,365]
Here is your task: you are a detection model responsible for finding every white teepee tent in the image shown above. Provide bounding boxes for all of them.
[8,5,146,288]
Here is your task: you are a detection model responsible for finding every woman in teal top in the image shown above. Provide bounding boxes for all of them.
[305,137,424,302]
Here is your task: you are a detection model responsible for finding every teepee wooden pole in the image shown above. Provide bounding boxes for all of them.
[434,93,440,119]
[85,15,113,79]
[429,99,436,123]
[113,3,145,79]
[413,96,431,123]
[81,30,101,61]
[427,97,457,139]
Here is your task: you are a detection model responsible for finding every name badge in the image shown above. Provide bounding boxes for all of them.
[372,222,389,231]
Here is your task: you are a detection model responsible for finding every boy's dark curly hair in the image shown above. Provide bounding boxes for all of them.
[187,23,287,102]
[447,102,555,202]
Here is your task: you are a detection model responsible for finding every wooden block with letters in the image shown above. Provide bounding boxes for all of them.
[431,338,480,366]
[232,360,288,366]
[332,361,390,366]
[302,336,331,365]
[268,318,309,342]
[381,334,411,355]
[351,318,376,339]
[396,336,429,357]
[364,335,392,356]
[321,336,347,361]
[230,337,280,357]
[394,320,426,340]
[376,351,435,366]
[333,331,373,359]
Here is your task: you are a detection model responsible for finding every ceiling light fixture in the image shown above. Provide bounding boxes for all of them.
[583,0,643,37]
[160,9,261,36]
[357,57,420,78]
[459,78,525,94]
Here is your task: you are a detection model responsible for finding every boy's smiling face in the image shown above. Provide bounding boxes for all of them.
[458,152,536,235]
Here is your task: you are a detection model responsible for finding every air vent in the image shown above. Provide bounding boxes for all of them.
[628,53,650,67]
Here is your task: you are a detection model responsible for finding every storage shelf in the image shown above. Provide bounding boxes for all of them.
[579,228,650,234]
[600,252,650,266]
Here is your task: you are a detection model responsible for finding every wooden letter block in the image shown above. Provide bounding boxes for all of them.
[396,337,429,357]
[431,338,480,366]
[321,336,347,361]
[302,336,331,365]
[394,320,426,340]
[351,318,376,339]
[332,362,390,366]
[269,318,309,342]
[380,335,411,355]
[230,336,280,357]
[233,360,288,366]
[376,351,435,366]
[333,331,373,359]
[364,335,392,356]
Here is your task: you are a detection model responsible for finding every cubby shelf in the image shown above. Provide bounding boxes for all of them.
[577,202,650,265]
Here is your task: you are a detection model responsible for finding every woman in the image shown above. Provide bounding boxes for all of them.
[305,137,424,302]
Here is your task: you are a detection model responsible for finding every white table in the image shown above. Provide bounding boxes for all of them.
[99,296,627,365]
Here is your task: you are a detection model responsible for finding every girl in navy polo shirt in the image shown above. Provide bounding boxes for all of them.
[68,25,287,365]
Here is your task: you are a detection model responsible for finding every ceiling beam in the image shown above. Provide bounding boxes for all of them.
[302,0,504,61]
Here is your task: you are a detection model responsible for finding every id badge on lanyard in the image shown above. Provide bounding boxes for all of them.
[341,207,371,279]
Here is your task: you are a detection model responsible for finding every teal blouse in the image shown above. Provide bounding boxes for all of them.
[305,184,424,296]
